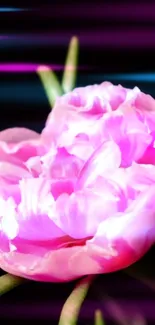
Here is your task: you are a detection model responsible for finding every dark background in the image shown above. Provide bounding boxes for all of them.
[1,0,155,132]
[0,1,155,324]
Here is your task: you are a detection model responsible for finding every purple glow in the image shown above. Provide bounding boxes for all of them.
[0,36,8,39]
[36,3,155,22]
[1,30,155,48]
[0,63,87,73]
[0,300,155,320]
[0,63,66,73]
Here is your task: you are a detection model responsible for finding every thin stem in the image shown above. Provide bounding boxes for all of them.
[58,275,94,325]
[62,36,79,93]
[37,66,62,108]
[94,310,105,325]
[0,273,25,296]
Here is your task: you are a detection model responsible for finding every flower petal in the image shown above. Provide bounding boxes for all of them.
[0,244,102,281]
[87,186,155,271]
[0,178,65,242]
[53,180,126,239]
[0,127,40,143]
[0,128,45,161]
[76,141,121,189]
[42,147,83,180]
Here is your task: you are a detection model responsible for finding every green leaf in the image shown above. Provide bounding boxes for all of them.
[37,65,62,108]
[58,275,94,325]
[0,273,25,296]
[62,36,79,93]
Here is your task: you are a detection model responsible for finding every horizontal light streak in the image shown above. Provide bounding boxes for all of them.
[34,3,155,22]
[103,73,155,82]
[1,30,155,48]
[0,7,26,12]
[0,63,64,73]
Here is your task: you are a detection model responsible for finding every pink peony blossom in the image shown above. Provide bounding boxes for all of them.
[0,82,155,282]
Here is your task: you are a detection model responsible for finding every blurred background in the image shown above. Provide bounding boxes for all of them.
[1,0,155,132]
[0,0,155,324]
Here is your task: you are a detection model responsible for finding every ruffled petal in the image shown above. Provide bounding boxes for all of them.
[103,107,152,166]
[76,140,121,189]
[0,127,40,143]
[0,244,102,281]
[42,147,83,180]
[125,162,155,193]
[0,127,45,161]
[52,179,127,239]
[1,82,155,282]
[0,197,18,240]
[0,161,30,183]
[17,178,65,241]
[87,186,155,271]
[0,178,65,242]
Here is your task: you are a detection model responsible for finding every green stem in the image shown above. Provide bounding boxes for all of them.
[62,36,79,93]
[94,310,105,325]
[37,66,62,108]
[0,273,25,296]
[58,275,94,325]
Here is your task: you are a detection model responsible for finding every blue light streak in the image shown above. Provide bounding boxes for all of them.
[0,7,26,12]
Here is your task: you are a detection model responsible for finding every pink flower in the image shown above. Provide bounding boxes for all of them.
[43,82,155,165]
[0,82,155,282]
[0,127,46,185]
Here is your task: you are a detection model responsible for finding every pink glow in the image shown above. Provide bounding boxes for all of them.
[0,63,87,73]
[0,63,65,73]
